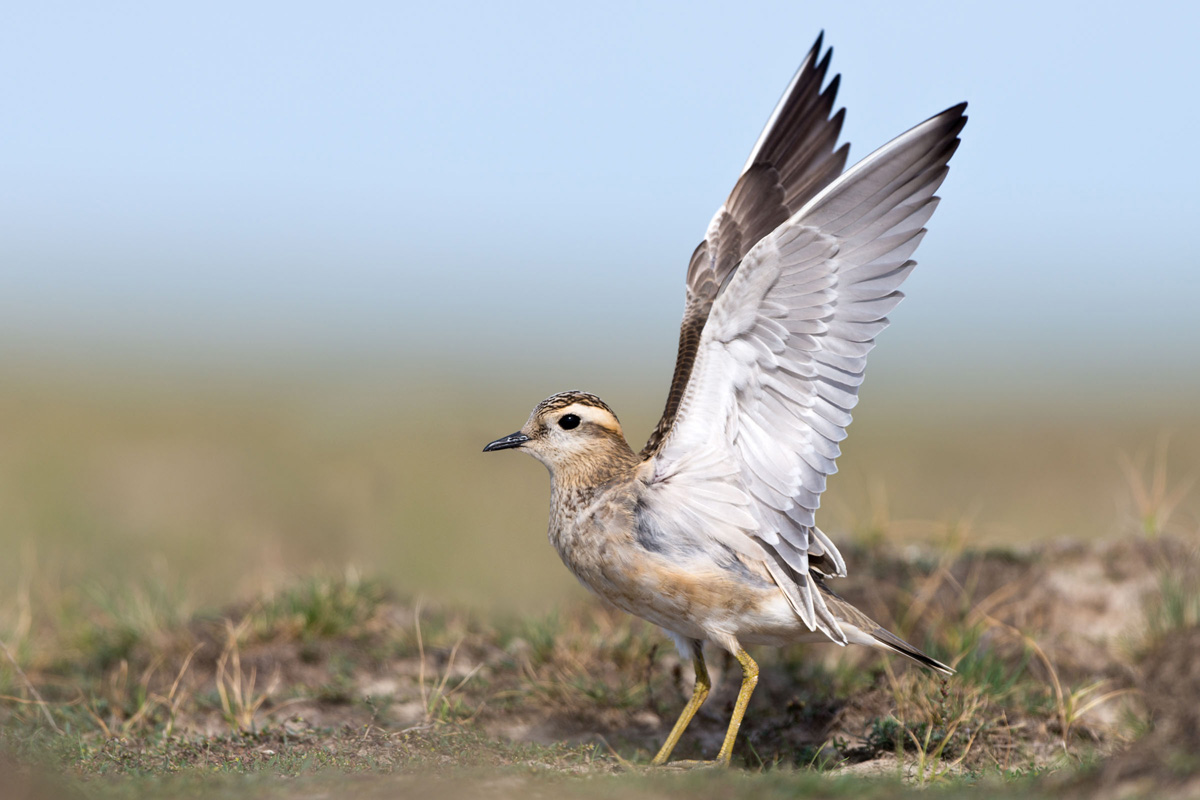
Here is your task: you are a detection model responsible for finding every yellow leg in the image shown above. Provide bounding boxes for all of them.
[714,647,759,766]
[651,640,710,765]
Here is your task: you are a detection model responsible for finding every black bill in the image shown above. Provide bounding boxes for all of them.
[483,431,530,452]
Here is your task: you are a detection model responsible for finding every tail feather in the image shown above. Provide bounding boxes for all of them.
[869,625,955,676]
[816,576,955,676]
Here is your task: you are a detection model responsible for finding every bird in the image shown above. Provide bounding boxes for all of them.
[483,33,965,767]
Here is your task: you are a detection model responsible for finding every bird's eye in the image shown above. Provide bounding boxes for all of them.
[558,414,581,430]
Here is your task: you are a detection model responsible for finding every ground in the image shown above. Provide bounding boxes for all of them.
[4,534,1199,799]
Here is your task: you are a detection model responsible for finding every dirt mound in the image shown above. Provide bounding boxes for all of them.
[1141,626,1200,752]
[1078,625,1200,798]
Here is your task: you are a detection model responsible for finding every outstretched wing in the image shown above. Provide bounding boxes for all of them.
[642,104,968,640]
[641,33,849,458]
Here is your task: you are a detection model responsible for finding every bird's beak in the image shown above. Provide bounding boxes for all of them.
[483,431,530,452]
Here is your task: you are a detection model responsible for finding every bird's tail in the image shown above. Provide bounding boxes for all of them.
[817,579,955,676]
[867,624,955,676]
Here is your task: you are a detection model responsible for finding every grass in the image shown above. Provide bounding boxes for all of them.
[4,537,1190,796]
[253,571,390,643]
[1147,565,1200,640]
[4,533,1176,796]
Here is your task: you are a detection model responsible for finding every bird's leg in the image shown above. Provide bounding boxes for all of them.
[713,647,759,766]
[650,640,710,765]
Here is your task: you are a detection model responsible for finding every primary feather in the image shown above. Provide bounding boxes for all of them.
[642,33,850,459]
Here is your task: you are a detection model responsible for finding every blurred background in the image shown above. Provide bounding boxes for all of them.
[2,1,1197,613]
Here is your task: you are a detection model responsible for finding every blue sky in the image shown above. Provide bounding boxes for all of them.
[2,1,1198,386]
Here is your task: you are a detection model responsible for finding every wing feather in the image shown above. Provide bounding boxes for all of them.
[642,34,849,458]
[643,103,967,640]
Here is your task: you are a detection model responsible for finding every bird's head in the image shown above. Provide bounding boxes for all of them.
[483,390,636,482]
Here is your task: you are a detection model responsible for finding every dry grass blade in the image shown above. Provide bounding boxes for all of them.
[216,617,280,731]
[895,515,973,639]
[0,637,61,734]
[882,652,987,784]
[981,614,1130,747]
[117,655,166,733]
[151,643,203,738]
[1118,436,1194,538]
[413,602,481,723]
[414,598,428,715]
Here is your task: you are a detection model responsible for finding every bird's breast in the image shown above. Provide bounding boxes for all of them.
[547,484,791,640]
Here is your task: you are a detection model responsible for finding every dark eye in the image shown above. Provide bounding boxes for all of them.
[558,414,581,430]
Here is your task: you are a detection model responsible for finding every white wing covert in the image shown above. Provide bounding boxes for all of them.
[643,104,968,641]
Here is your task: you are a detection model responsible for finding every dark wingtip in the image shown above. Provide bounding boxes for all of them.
[942,101,969,127]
